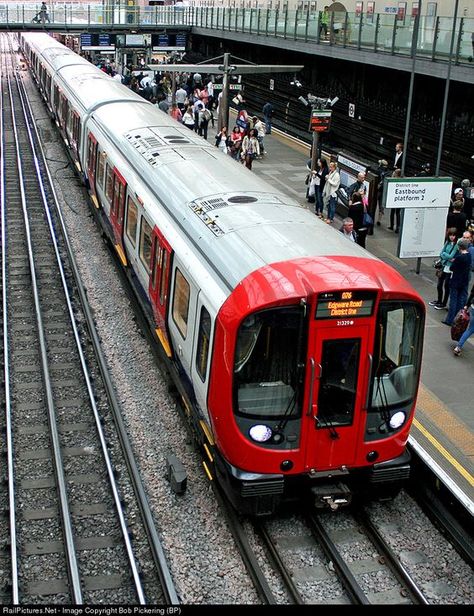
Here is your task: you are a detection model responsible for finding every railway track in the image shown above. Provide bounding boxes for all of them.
[0,35,178,604]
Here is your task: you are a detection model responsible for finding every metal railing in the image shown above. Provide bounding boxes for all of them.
[0,4,472,65]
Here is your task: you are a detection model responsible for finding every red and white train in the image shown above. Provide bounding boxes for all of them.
[20,32,425,515]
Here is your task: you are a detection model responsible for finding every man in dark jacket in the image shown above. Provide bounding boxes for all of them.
[443,240,472,326]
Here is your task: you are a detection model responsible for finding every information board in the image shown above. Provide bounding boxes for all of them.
[80,33,116,51]
[398,207,450,259]
[310,110,332,133]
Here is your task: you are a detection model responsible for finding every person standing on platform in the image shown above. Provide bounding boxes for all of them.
[446,202,467,239]
[314,158,329,217]
[388,168,402,232]
[262,101,274,135]
[453,282,474,356]
[428,228,459,311]
[348,191,367,248]
[347,172,366,205]
[375,159,390,226]
[461,179,473,224]
[393,142,404,170]
[175,84,188,112]
[322,161,341,224]
[240,129,260,170]
[252,116,266,156]
[442,240,471,327]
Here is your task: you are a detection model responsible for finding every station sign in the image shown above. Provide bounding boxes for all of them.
[383,177,453,209]
[212,84,242,90]
[315,291,376,319]
[310,109,332,133]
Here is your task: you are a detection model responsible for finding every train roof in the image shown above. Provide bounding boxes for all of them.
[23,32,383,293]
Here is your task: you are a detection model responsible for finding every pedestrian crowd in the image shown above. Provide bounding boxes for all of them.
[89,57,273,173]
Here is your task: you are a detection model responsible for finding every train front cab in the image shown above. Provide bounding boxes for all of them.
[212,289,425,516]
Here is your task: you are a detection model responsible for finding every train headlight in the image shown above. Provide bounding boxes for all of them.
[389,411,406,430]
[249,425,273,443]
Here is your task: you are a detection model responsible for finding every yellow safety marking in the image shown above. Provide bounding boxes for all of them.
[415,384,474,486]
[181,397,191,417]
[114,243,127,267]
[199,419,215,446]
[155,328,172,357]
[203,442,214,463]
[90,194,100,209]
[413,418,474,487]
[202,460,213,481]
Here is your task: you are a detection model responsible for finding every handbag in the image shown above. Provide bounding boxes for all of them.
[451,308,470,341]
[433,258,443,270]
[363,206,373,227]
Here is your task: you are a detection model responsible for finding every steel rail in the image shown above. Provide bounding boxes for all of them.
[16,36,179,605]
[305,511,370,605]
[0,34,19,606]
[353,508,428,604]
[254,520,305,604]
[11,37,147,605]
[4,35,83,604]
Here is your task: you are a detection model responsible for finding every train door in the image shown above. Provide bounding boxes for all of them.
[149,227,173,357]
[87,133,98,192]
[109,168,126,246]
[304,322,370,470]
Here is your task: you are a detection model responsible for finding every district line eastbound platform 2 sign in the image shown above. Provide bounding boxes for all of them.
[383,176,453,209]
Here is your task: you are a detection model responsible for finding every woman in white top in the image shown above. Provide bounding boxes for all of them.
[182,105,196,130]
[215,126,230,155]
[322,161,341,224]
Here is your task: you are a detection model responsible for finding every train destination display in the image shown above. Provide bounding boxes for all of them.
[315,291,375,319]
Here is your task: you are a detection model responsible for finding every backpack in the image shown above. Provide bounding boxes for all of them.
[202,108,212,122]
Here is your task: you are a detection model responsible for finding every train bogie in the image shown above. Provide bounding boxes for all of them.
[21,32,426,516]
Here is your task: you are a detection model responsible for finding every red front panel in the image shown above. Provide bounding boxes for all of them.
[302,321,370,470]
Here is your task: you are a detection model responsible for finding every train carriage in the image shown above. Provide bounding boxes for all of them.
[20,32,425,516]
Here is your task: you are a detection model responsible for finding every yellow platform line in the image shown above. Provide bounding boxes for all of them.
[415,384,474,487]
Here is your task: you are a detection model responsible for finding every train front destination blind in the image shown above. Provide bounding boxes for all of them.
[315,291,376,319]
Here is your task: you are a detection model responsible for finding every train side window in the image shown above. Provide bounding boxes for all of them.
[139,217,153,274]
[97,151,106,189]
[196,306,211,382]
[53,85,59,110]
[105,164,114,204]
[125,196,138,247]
[172,268,190,339]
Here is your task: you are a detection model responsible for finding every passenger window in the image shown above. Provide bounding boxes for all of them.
[196,306,211,382]
[125,197,138,247]
[172,269,190,339]
[139,217,153,273]
[97,152,106,188]
[105,164,114,203]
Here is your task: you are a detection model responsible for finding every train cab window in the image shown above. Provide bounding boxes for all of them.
[125,197,138,247]
[317,339,360,427]
[139,217,153,273]
[97,152,106,189]
[105,164,114,203]
[234,306,305,419]
[172,268,190,339]
[370,302,424,410]
[196,306,211,382]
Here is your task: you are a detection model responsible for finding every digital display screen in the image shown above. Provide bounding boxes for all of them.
[80,33,116,50]
[315,291,376,319]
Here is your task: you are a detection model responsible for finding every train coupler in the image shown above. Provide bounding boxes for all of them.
[311,482,352,511]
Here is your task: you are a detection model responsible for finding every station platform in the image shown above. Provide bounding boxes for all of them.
[245,125,474,513]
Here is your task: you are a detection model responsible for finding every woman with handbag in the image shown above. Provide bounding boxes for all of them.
[240,129,260,170]
[348,192,367,248]
[453,282,474,356]
[428,228,459,310]
[322,161,340,224]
